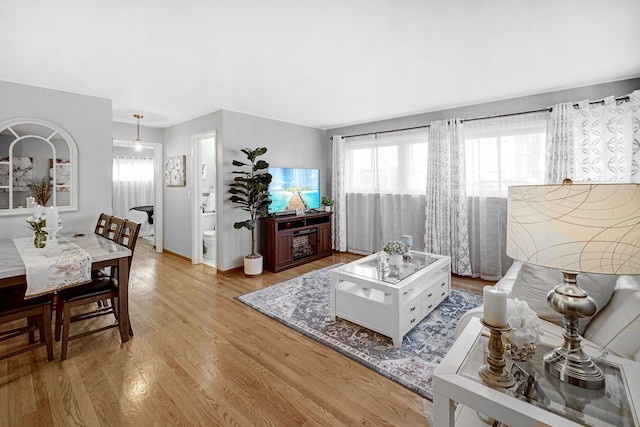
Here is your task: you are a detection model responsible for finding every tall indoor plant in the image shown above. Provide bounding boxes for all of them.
[229,147,272,275]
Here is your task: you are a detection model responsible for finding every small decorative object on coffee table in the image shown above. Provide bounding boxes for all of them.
[383,240,408,267]
[402,235,413,261]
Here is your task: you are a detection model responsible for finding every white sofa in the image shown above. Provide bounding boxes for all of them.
[455,261,640,361]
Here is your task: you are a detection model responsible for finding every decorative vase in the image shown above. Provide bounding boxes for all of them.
[388,254,403,267]
[505,341,537,362]
[33,231,47,248]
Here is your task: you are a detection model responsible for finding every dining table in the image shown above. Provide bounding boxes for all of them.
[0,232,133,343]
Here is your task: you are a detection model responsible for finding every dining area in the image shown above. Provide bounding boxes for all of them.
[0,213,140,362]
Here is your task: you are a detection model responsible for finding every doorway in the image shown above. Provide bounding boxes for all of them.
[191,131,217,268]
[112,140,164,253]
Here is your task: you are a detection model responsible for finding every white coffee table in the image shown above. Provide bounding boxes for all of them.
[329,251,451,347]
[433,317,640,427]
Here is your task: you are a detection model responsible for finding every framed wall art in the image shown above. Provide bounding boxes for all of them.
[50,159,71,191]
[0,156,34,191]
[164,155,186,187]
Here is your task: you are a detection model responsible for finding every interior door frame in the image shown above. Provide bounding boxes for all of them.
[190,130,217,265]
[113,139,163,253]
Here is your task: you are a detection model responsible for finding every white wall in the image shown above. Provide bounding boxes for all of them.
[0,80,113,238]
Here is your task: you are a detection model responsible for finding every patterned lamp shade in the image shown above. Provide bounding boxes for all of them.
[507,183,640,275]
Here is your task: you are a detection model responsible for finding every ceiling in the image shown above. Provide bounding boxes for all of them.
[1,1,639,130]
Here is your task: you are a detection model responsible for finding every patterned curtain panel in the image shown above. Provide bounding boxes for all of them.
[425,119,471,276]
[331,135,347,251]
[572,90,640,183]
[545,103,575,184]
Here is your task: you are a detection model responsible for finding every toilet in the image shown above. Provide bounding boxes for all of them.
[203,212,216,259]
[203,230,216,259]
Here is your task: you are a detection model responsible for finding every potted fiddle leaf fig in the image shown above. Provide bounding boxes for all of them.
[229,147,272,276]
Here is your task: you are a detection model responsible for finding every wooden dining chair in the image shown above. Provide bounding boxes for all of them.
[0,284,54,361]
[55,220,141,360]
[103,216,125,241]
[94,213,112,236]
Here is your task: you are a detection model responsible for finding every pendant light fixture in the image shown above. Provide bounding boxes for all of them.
[133,114,144,151]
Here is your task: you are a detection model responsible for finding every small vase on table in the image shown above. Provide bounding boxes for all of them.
[388,254,403,267]
[33,231,47,249]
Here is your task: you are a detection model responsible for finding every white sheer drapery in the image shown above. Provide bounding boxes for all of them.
[331,135,347,251]
[342,129,428,254]
[425,119,471,275]
[464,112,547,279]
[112,156,154,218]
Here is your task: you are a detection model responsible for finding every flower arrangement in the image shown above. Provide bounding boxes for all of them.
[383,240,409,255]
[27,177,52,207]
[26,214,47,232]
[26,214,48,248]
[502,298,543,360]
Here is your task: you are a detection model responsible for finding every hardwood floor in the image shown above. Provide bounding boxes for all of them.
[0,242,490,426]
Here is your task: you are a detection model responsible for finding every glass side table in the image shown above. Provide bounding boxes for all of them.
[433,318,640,427]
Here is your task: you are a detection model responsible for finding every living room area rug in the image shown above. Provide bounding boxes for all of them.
[236,264,483,400]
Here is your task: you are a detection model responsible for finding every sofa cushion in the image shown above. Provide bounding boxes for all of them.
[511,263,617,334]
[583,275,640,360]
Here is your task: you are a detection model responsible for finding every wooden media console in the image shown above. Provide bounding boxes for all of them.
[260,211,332,272]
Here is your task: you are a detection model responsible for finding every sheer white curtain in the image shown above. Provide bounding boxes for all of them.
[343,128,428,254]
[112,156,154,218]
[425,119,471,275]
[331,135,347,251]
[464,112,547,279]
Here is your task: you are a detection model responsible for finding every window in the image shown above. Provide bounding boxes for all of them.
[345,128,428,195]
[464,113,547,197]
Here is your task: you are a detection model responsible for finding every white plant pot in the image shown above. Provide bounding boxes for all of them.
[244,255,263,276]
[324,206,332,212]
[389,254,403,266]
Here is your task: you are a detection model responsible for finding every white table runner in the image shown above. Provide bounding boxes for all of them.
[13,236,92,298]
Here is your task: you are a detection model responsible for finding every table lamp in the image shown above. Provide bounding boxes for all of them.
[506,182,640,389]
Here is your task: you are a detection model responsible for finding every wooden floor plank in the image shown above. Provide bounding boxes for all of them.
[0,240,487,426]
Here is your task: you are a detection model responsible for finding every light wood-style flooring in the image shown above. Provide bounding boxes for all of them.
[0,241,491,426]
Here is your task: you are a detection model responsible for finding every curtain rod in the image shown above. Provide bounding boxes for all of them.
[331,95,630,140]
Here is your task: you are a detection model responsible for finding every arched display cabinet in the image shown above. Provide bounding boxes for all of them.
[0,118,78,215]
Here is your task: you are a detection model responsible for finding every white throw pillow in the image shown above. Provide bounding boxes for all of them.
[511,263,617,334]
[584,275,640,360]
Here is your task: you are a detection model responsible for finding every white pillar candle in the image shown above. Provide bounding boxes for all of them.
[483,285,508,327]
[402,235,413,247]
[45,206,59,228]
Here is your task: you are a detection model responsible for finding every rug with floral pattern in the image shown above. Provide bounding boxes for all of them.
[236,265,483,400]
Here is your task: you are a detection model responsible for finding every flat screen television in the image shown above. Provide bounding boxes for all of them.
[267,167,320,214]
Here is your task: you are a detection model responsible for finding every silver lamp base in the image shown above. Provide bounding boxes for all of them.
[544,271,605,390]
